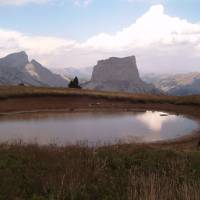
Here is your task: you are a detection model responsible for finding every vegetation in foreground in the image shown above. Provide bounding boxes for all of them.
[0,143,200,200]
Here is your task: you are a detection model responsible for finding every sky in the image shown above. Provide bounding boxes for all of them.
[0,0,200,74]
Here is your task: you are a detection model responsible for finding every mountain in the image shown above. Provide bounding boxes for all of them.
[0,52,69,87]
[83,56,159,94]
[142,72,200,95]
[52,67,93,82]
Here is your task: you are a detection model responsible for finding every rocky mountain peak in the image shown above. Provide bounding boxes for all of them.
[84,55,158,94]
[0,51,29,69]
[0,51,69,87]
[91,56,140,83]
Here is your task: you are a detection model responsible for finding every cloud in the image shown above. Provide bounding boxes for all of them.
[0,4,200,73]
[0,0,93,6]
[71,0,92,6]
[84,5,200,50]
[0,0,92,7]
[0,28,78,65]
[126,0,165,3]
[0,0,49,5]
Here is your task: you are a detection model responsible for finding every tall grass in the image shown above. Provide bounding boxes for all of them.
[0,143,200,199]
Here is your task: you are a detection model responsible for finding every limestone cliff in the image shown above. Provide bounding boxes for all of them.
[83,56,158,94]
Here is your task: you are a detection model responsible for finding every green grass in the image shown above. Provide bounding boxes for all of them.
[1,85,200,106]
[0,143,200,200]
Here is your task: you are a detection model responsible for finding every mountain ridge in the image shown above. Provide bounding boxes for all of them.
[142,72,200,95]
[0,52,69,87]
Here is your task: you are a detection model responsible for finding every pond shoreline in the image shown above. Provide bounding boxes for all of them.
[0,94,200,148]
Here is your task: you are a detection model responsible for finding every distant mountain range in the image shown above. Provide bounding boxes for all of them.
[52,67,93,82]
[142,72,200,96]
[57,66,200,96]
[37,59,200,96]
[0,52,69,87]
[1,51,200,96]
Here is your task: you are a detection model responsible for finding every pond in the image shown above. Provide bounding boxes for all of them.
[0,111,198,146]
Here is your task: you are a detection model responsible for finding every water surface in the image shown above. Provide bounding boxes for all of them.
[0,111,198,146]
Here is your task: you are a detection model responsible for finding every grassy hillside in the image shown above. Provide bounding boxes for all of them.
[1,85,200,106]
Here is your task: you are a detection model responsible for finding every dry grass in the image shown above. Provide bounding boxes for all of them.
[0,143,200,199]
[1,85,200,106]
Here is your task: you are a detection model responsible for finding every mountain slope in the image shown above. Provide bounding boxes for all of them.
[0,52,69,87]
[142,72,200,95]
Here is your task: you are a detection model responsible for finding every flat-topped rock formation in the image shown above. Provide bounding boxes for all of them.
[91,56,141,83]
[83,56,158,93]
[0,51,69,87]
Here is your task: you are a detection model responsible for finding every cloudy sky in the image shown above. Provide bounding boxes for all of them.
[0,0,200,74]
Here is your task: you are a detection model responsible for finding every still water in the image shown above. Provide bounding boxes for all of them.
[0,111,198,146]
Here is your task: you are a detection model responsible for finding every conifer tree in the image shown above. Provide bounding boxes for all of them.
[68,76,81,88]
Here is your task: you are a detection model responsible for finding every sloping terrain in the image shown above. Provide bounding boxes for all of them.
[0,52,69,87]
[143,72,200,95]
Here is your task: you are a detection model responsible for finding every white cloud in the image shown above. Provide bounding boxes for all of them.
[0,0,93,6]
[126,0,165,3]
[0,29,78,65]
[0,0,49,5]
[0,4,200,73]
[84,5,200,50]
[72,0,92,6]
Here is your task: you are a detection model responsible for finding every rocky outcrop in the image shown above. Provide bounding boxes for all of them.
[83,56,158,93]
[0,52,69,87]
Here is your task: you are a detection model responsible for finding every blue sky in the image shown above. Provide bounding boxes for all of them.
[0,0,200,73]
[0,0,199,40]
